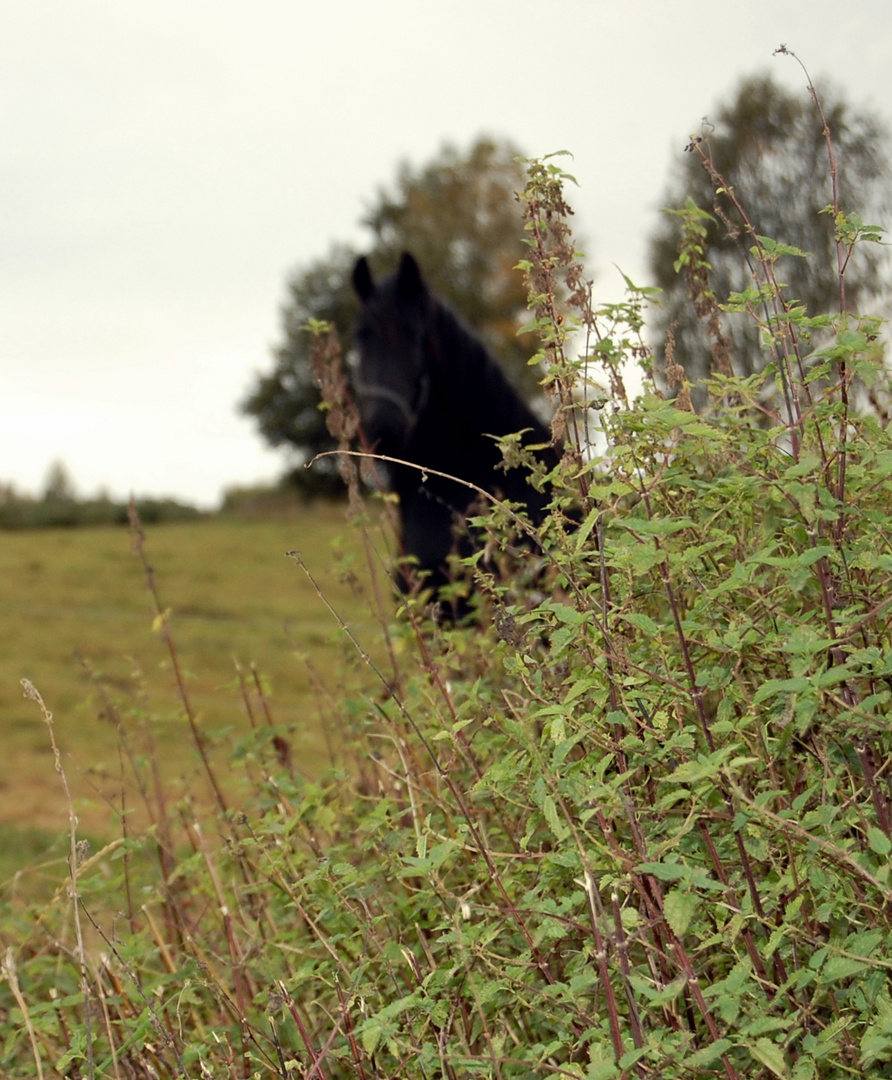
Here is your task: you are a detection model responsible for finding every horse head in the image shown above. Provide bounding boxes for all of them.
[351,252,433,457]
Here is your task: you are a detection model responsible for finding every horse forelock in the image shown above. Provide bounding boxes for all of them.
[353,270,437,447]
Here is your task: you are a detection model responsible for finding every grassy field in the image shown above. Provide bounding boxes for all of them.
[0,505,388,847]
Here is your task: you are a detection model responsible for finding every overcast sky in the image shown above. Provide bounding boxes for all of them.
[4,0,892,508]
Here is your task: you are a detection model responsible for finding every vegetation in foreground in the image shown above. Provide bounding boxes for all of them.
[3,54,892,1080]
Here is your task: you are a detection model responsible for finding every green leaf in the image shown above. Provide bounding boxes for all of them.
[755,234,810,258]
[684,1039,733,1068]
[574,505,601,553]
[543,794,570,841]
[636,861,687,882]
[360,1018,383,1057]
[585,1057,621,1080]
[753,677,813,705]
[796,545,835,567]
[618,515,697,537]
[868,828,892,857]
[665,749,740,784]
[822,953,873,981]
[664,888,698,937]
[628,540,667,574]
[749,1036,789,1078]
[622,613,659,636]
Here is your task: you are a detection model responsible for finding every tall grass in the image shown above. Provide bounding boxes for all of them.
[3,60,892,1078]
[0,509,377,841]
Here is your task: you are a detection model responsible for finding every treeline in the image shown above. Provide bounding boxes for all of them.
[0,473,344,530]
[0,460,205,529]
[0,486,204,529]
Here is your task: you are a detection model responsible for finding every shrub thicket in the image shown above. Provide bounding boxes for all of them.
[4,61,892,1079]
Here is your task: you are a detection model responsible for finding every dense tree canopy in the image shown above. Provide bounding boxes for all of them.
[242,138,538,492]
[242,244,359,493]
[648,73,890,410]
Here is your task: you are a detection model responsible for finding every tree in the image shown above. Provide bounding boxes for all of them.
[242,244,359,495]
[364,138,540,395]
[648,73,890,410]
[241,138,539,492]
[42,459,76,502]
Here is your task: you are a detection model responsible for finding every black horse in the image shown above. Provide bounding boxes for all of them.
[351,251,559,604]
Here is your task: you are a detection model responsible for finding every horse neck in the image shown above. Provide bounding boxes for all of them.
[425,301,541,437]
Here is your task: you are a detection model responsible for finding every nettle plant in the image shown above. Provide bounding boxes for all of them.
[481,89,892,1080]
[283,81,892,1078]
[5,69,892,1080]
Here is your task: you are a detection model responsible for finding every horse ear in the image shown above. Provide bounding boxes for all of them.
[352,256,375,301]
[397,252,426,302]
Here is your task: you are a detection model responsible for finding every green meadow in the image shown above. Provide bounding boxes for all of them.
[0,506,383,846]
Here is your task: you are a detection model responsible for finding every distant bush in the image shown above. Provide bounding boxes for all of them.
[219,468,345,518]
[0,491,203,529]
